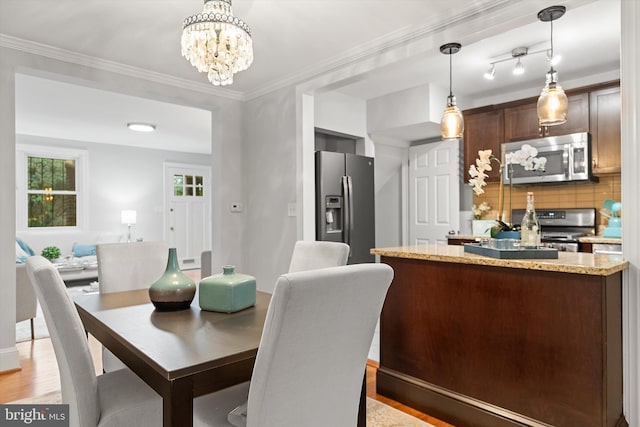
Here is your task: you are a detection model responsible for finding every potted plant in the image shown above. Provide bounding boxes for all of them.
[41,246,61,261]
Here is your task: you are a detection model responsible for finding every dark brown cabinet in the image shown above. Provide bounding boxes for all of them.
[590,86,621,174]
[463,81,619,179]
[503,92,589,142]
[463,108,503,182]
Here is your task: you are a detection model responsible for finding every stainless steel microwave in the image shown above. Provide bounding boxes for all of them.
[501,132,597,185]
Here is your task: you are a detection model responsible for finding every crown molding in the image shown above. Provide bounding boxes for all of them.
[243,0,511,100]
[0,34,245,101]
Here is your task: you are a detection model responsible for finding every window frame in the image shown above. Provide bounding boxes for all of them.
[16,144,89,231]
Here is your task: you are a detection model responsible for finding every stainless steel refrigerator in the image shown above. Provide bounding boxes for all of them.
[315,151,375,264]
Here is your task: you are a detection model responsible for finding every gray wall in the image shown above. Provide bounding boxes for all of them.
[243,86,298,293]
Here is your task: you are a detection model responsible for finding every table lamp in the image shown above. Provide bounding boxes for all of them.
[121,210,137,243]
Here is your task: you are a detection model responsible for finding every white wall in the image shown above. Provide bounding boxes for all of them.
[15,134,211,255]
[315,91,368,138]
[242,86,299,294]
[372,142,407,249]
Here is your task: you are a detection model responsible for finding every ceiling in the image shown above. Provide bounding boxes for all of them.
[0,0,620,152]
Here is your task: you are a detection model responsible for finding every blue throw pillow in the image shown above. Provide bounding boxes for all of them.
[16,237,35,256]
[72,243,96,257]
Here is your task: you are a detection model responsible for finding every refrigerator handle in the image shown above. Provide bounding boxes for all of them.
[342,175,354,257]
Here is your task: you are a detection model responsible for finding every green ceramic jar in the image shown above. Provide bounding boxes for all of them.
[148,248,196,311]
[199,265,256,313]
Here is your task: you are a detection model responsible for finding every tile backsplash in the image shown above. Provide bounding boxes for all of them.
[474,174,621,235]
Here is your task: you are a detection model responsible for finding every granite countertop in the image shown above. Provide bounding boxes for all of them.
[579,236,623,244]
[371,245,627,276]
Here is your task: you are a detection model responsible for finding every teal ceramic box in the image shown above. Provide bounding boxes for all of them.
[199,265,256,313]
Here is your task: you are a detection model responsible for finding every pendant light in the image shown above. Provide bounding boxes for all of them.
[537,5,568,127]
[440,42,464,140]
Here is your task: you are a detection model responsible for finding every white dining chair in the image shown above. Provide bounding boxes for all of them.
[16,263,37,340]
[192,263,394,427]
[287,240,350,273]
[97,241,169,372]
[26,255,163,427]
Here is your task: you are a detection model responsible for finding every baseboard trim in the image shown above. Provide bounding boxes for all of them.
[376,366,552,427]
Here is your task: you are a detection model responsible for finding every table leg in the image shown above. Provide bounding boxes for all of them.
[163,378,194,427]
[357,371,366,427]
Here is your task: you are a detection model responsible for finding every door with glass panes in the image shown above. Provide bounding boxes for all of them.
[164,163,211,270]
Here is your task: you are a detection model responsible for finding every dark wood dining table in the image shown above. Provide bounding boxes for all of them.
[73,288,367,427]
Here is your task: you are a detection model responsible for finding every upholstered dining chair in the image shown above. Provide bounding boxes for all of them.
[287,240,350,273]
[26,255,163,427]
[192,263,394,427]
[16,263,37,340]
[97,241,169,372]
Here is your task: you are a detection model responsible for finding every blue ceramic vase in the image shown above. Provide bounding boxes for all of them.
[199,265,256,313]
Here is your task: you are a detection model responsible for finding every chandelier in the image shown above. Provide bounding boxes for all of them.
[181,0,254,86]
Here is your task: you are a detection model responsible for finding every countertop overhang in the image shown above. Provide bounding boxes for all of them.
[372,245,627,276]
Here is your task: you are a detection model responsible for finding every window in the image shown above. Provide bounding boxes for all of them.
[173,174,204,197]
[17,145,88,230]
[27,156,77,227]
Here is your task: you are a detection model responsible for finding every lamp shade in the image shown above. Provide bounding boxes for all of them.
[441,103,464,140]
[121,210,137,225]
[537,81,568,126]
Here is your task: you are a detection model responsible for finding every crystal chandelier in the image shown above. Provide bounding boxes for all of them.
[181,0,254,86]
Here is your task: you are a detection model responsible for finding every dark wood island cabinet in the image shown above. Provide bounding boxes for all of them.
[372,245,628,427]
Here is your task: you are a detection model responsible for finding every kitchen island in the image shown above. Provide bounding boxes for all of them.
[372,245,628,427]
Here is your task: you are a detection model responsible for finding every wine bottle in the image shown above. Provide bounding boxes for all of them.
[520,192,541,248]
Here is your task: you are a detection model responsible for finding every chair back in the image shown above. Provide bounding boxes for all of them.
[287,240,350,273]
[26,256,100,427]
[97,241,169,293]
[16,263,37,323]
[246,263,393,427]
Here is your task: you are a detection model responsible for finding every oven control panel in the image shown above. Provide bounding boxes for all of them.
[537,210,566,220]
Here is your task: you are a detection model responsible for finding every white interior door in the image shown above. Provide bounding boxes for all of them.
[164,163,211,270]
[409,140,460,245]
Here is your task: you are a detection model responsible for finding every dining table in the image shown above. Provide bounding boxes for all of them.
[73,288,367,427]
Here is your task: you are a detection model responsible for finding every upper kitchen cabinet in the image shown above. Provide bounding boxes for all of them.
[590,86,621,174]
[463,108,503,182]
[503,92,589,142]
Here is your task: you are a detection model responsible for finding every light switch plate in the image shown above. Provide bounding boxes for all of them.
[287,203,297,217]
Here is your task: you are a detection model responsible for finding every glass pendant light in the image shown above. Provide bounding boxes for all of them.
[440,43,464,140]
[537,5,568,126]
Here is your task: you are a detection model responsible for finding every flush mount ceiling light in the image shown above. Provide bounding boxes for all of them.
[440,42,464,140]
[181,0,254,86]
[127,122,156,132]
[537,5,568,127]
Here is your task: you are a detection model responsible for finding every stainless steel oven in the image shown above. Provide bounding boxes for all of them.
[511,208,596,252]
